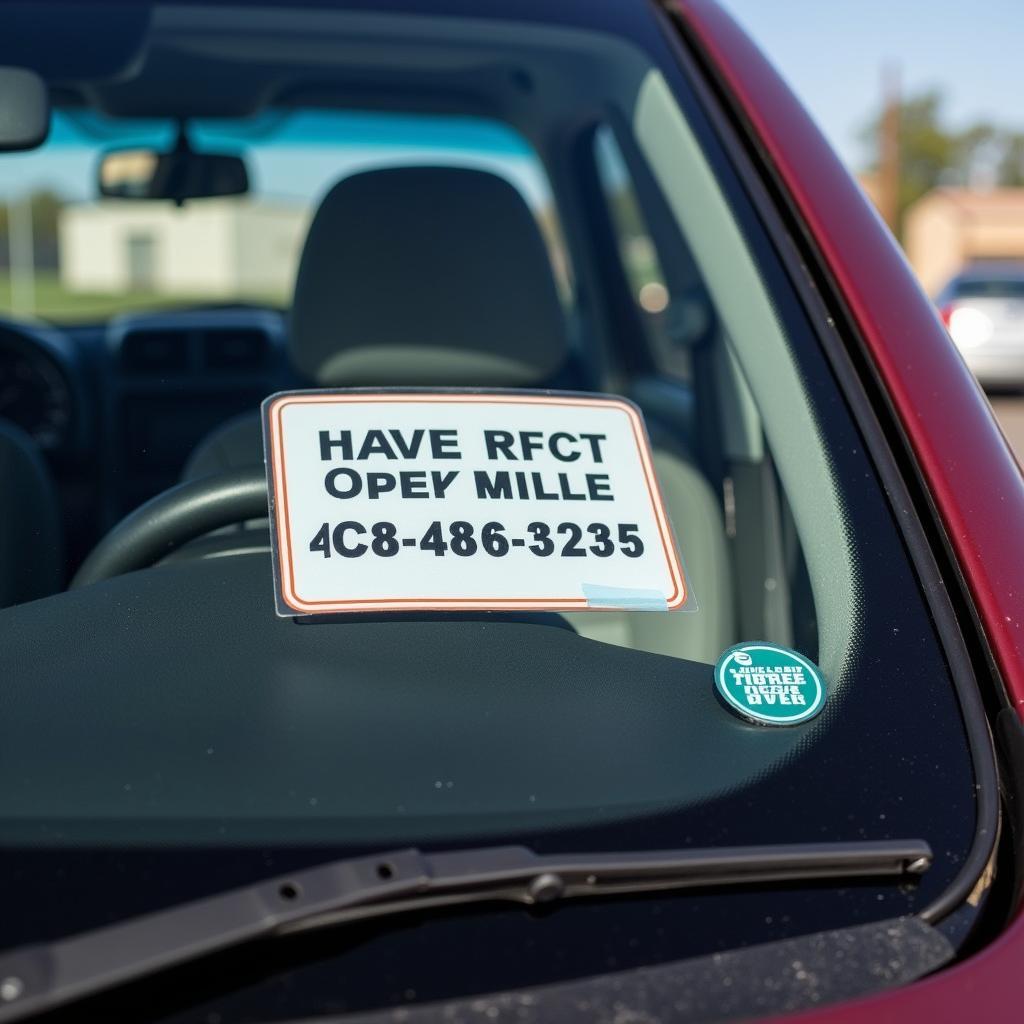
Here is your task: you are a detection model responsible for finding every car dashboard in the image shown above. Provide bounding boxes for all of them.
[0,308,289,575]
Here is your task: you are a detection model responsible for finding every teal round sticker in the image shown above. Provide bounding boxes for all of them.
[714,643,826,726]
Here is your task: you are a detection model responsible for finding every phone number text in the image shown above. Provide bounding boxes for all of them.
[308,521,646,558]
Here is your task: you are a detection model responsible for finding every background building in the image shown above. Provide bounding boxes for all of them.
[903,188,1024,295]
[58,199,309,299]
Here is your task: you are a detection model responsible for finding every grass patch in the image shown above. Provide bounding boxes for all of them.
[0,272,284,323]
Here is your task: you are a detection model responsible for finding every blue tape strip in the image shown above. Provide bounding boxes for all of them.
[581,583,668,611]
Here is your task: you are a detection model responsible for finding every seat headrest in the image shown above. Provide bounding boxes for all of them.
[290,166,569,387]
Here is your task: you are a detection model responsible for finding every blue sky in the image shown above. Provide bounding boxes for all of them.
[719,0,1024,167]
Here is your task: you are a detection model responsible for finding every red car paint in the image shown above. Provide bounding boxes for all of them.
[671,2,1024,1019]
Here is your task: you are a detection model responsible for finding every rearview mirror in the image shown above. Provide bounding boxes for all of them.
[98,145,249,203]
[0,66,49,152]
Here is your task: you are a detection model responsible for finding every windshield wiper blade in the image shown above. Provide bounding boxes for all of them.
[0,839,931,1021]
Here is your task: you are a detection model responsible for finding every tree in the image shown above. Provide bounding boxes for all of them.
[862,90,1021,236]
[998,132,1024,187]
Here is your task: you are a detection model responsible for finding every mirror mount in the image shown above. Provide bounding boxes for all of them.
[167,120,196,208]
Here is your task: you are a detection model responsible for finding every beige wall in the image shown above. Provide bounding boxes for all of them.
[904,189,1024,295]
[232,204,311,300]
[903,194,964,295]
[59,200,307,297]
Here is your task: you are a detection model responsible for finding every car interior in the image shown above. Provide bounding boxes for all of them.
[0,3,821,668]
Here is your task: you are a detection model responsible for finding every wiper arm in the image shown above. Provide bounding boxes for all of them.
[0,838,931,1021]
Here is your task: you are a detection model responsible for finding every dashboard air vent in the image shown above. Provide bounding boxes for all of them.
[201,328,270,371]
[120,329,190,373]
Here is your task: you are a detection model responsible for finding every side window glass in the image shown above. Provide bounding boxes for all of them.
[593,124,691,382]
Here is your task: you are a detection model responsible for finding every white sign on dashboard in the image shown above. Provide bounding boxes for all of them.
[262,390,687,616]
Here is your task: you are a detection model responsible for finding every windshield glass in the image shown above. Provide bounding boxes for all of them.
[0,1,985,1015]
[0,110,563,321]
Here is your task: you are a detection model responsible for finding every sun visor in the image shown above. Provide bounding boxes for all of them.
[0,67,49,152]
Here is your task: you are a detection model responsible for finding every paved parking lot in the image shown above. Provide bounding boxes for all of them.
[989,396,1024,463]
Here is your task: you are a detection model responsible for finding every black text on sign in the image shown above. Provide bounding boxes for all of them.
[262,391,687,615]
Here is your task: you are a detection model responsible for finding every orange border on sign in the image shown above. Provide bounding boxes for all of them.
[265,392,687,614]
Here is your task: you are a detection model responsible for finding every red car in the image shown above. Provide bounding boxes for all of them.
[0,1,1021,1022]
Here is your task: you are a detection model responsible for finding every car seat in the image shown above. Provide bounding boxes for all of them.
[183,165,733,662]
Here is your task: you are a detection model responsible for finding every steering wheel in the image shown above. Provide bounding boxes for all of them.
[71,468,268,588]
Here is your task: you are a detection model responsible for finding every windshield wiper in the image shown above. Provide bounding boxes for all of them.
[0,839,931,1021]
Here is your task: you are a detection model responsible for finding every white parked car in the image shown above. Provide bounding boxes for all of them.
[939,263,1024,389]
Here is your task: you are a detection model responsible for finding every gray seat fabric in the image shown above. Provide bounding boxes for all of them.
[562,442,733,665]
[183,410,263,481]
[183,165,733,662]
[0,420,62,607]
[291,166,568,387]
[184,166,569,480]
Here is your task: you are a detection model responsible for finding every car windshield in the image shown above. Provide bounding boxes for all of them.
[1,109,564,321]
[0,1,985,1017]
